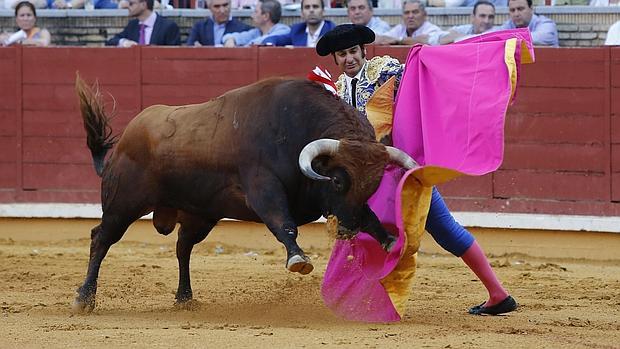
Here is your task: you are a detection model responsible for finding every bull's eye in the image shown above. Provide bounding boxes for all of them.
[332,177,344,192]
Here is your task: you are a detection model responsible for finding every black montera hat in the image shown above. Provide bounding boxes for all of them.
[315,24,375,56]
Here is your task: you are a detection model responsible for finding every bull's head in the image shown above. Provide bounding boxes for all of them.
[298,138,415,241]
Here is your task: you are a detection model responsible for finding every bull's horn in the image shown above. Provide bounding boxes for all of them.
[386,146,418,170]
[298,139,340,181]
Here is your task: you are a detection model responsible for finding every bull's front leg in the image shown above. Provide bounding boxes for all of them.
[359,204,397,252]
[242,170,313,275]
[276,225,314,275]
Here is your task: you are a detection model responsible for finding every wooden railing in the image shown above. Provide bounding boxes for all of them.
[0,45,619,216]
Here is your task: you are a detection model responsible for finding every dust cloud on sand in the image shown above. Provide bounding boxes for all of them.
[1,218,619,348]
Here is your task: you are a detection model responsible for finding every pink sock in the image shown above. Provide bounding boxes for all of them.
[461,240,509,306]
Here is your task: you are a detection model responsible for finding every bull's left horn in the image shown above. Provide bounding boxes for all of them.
[298,139,340,181]
[386,146,418,170]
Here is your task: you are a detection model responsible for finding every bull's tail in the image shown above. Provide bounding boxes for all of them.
[75,73,118,177]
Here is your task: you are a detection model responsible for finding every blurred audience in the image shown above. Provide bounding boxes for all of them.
[263,0,336,47]
[187,0,252,46]
[0,0,616,48]
[500,0,558,47]
[222,0,290,46]
[1,1,51,46]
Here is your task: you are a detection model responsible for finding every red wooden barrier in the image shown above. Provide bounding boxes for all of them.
[611,47,620,201]
[0,45,619,217]
[0,47,20,202]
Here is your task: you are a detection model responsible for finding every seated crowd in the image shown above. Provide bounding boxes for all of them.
[0,0,618,47]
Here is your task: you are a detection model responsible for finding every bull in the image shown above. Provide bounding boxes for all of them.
[73,75,415,313]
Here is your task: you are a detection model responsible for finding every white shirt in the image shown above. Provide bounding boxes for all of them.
[366,16,392,36]
[343,61,367,108]
[384,21,443,44]
[305,20,325,48]
[606,21,620,45]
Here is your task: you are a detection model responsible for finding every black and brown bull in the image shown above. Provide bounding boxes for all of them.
[73,75,415,313]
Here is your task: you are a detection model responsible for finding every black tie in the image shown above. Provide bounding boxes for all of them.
[350,78,358,108]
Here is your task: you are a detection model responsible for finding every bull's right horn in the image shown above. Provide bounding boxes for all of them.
[385,146,418,170]
[298,139,340,181]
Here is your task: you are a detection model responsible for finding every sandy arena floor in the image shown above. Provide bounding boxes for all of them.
[0,218,619,349]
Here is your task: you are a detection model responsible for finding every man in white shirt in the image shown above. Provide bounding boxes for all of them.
[438,0,497,45]
[346,0,392,35]
[376,0,442,45]
[500,0,558,47]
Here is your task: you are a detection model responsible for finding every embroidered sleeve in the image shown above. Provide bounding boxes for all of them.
[366,56,403,86]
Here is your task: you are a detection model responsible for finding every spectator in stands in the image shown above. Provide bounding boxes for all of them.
[375,0,442,45]
[0,1,50,46]
[186,0,252,46]
[501,0,558,47]
[4,0,46,8]
[438,0,497,45]
[106,0,180,46]
[346,0,392,35]
[223,0,290,46]
[605,20,620,45]
[315,23,518,316]
[262,0,336,47]
[48,0,119,8]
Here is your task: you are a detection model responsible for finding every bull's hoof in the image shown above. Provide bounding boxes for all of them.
[71,296,95,314]
[174,299,202,311]
[286,254,314,275]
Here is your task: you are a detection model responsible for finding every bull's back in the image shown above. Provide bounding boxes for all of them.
[114,97,244,171]
[112,77,368,172]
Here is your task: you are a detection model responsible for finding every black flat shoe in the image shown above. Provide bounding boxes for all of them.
[468,295,518,315]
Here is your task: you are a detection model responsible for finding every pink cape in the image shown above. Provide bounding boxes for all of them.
[321,29,535,322]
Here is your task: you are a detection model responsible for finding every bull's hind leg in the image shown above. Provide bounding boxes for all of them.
[72,213,136,313]
[175,214,217,307]
[73,155,151,313]
[242,171,313,275]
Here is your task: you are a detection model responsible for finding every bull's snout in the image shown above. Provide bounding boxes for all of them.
[336,223,359,240]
